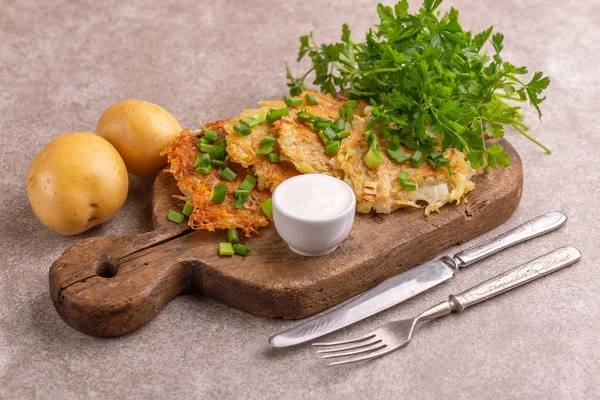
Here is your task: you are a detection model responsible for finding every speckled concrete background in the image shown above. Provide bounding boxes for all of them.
[1,0,599,399]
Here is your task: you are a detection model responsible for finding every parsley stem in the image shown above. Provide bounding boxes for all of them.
[363,67,401,76]
[494,92,523,102]
[511,123,551,154]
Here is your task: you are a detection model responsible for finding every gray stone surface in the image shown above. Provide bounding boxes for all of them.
[1,0,599,398]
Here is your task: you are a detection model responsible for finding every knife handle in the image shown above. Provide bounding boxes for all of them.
[449,246,581,311]
[453,211,567,268]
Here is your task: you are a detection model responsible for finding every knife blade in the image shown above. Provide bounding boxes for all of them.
[269,211,567,347]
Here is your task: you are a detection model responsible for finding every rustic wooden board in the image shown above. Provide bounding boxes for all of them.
[49,138,523,337]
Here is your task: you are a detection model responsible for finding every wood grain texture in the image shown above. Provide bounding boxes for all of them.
[49,138,523,337]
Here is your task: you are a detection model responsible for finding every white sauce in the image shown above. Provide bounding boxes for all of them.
[275,175,353,220]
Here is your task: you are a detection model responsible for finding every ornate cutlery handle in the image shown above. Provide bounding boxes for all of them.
[453,211,567,268]
[449,246,581,311]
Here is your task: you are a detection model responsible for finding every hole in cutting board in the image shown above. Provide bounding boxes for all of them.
[97,262,117,278]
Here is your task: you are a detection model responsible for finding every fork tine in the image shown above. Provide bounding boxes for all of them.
[328,346,396,366]
[321,343,387,359]
[312,333,376,347]
[316,338,382,354]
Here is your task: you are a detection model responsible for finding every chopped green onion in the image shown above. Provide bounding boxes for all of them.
[234,195,248,209]
[233,244,252,256]
[339,100,357,122]
[213,141,226,160]
[257,143,276,155]
[323,126,337,141]
[193,153,211,169]
[387,148,410,164]
[219,167,237,182]
[336,130,351,139]
[305,93,319,105]
[240,117,259,128]
[397,171,409,182]
[182,201,193,217]
[401,180,417,191]
[318,131,330,145]
[196,137,210,145]
[212,183,228,203]
[233,123,252,136]
[252,111,267,123]
[168,210,185,224]
[211,159,228,168]
[199,143,214,154]
[266,153,280,162]
[325,141,340,154]
[195,164,212,174]
[296,109,315,122]
[429,151,443,159]
[266,107,289,124]
[203,129,219,141]
[234,189,250,198]
[312,117,332,131]
[261,198,273,219]
[364,147,383,169]
[333,119,346,132]
[218,242,234,256]
[389,135,400,150]
[239,175,257,192]
[260,136,277,145]
[284,96,303,107]
[228,228,239,244]
[409,150,423,167]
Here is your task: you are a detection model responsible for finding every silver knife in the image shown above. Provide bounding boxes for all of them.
[269,211,567,347]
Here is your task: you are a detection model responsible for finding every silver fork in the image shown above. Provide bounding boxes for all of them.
[314,246,581,366]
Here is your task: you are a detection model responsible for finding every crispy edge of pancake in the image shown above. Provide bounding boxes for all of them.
[273,90,346,176]
[224,102,300,191]
[332,116,475,215]
[163,122,270,236]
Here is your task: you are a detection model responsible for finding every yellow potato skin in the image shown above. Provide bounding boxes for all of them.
[96,99,182,178]
[27,132,129,235]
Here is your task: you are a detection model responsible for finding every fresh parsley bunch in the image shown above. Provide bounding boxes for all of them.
[286,0,550,169]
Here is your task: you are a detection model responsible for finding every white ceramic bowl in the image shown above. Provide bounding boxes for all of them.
[272,174,356,257]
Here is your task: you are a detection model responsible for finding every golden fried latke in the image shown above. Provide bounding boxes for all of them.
[164,122,270,236]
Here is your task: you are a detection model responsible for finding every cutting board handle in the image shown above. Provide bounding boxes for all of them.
[49,222,194,337]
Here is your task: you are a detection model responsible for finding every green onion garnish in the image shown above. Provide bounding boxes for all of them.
[239,175,257,192]
[266,153,280,162]
[192,153,211,169]
[234,189,250,198]
[339,100,357,122]
[196,137,210,145]
[336,130,351,139]
[240,117,259,128]
[168,210,185,224]
[387,148,410,164]
[218,242,234,256]
[213,141,226,160]
[260,136,277,145]
[409,150,423,167]
[389,135,400,150]
[182,201,193,217]
[323,126,337,141]
[333,119,346,132]
[257,143,275,155]
[228,228,239,244]
[252,111,268,123]
[363,129,383,169]
[401,180,417,191]
[234,195,248,209]
[233,244,252,256]
[195,164,212,174]
[219,167,237,182]
[284,97,303,107]
[203,129,218,141]
[296,109,315,122]
[261,198,273,219]
[397,171,409,182]
[312,117,332,131]
[212,183,228,203]
[305,93,319,105]
[199,143,214,154]
[318,131,330,145]
[233,123,252,136]
[325,141,340,154]
[211,159,228,168]
[266,107,289,124]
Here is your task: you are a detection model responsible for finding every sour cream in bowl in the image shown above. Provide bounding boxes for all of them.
[272,174,356,257]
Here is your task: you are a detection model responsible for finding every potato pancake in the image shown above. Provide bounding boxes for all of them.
[332,116,475,215]
[164,121,270,235]
[224,101,300,190]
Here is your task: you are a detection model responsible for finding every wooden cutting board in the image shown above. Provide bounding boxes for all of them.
[49,138,523,337]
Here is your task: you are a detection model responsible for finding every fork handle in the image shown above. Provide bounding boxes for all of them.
[449,246,581,312]
[453,212,567,268]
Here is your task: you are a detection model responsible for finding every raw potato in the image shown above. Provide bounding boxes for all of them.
[27,132,129,235]
[96,99,182,178]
